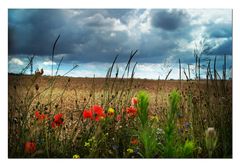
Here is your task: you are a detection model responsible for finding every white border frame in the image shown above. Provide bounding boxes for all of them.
[1,0,239,165]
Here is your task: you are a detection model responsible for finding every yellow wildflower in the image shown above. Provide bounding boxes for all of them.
[73,154,80,158]
[150,115,159,122]
[127,148,134,154]
[107,107,115,117]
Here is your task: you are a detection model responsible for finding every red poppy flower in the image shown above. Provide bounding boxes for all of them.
[126,106,137,117]
[35,111,40,118]
[130,137,139,145]
[54,113,63,122]
[92,105,105,121]
[82,105,106,121]
[35,111,46,121]
[51,121,56,128]
[131,97,138,106]
[51,113,64,128]
[24,141,36,154]
[83,109,93,119]
[92,105,104,115]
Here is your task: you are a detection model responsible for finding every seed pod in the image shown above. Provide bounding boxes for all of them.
[192,96,197,105]
[35,84,39,91]
[205,127,218,157]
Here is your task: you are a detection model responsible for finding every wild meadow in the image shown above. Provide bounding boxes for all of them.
[8,38,232,158]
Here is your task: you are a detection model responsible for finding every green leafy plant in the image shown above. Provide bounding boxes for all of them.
[138,125,158,158]
[135,91,158,158]
[180,140,195,158]
[162,90,181,157]
[137,91,149,127]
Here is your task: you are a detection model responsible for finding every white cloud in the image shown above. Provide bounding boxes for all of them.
[110,32,116,37]
[9,58,24,65]
[112,19,128,31]
[139,9,151,33]
[188,9,232,25]
[126,9,151,38]
[43,61,57,66]
[137,63,161,72]
[81,13,128,32]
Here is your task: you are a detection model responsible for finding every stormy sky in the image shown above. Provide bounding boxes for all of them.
[8,9,232,79]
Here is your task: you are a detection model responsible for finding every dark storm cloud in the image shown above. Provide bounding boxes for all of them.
[151,9,190,31]
[9,9,67,55]
[8,9,133,63]
[205,22,232,55]
[136,33,179,62]
[8,9,232,66]
[211,38,232,55]
[207,23,232,38]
